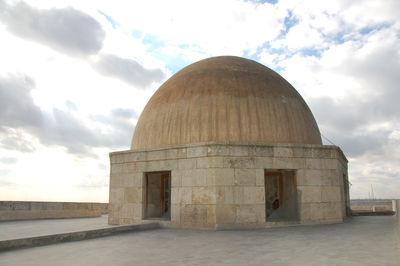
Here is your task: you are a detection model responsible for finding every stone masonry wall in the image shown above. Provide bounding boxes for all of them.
[0,201,106,221]
[109,142,348,228]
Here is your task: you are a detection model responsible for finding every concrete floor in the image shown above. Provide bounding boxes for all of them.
[0,215,399,266]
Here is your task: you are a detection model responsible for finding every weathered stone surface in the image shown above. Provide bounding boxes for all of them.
[124,187,142,203]
[298,186,322,203]
[224,157,255,168]
[272,157,305,169]
[187,146,207,158]
[243,187,265,204]
[234,169,256,186]
[207,145,230,156]
[166,148,186,159]
[321,186,341,202]
[236,205,258,223]
[211,168,234,186]
[197,157,224,168]
[147,160,178,171]
[254,157,273,168]
[109,142,348,228]
[146,150,166,161]
[178,158,197,169]
[215,204,236,224]
[249,146,273,157]
[181,205,209,227]
[229,146,249,156]
[192,187,216,204]
[273,146,293,157]
[255,169,265,186]
[216,187,234,204]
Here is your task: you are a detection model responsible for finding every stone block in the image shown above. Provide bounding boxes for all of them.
[110,188,124,203]
[110,174,123,188]
[312,148,335,159]
[133,204,143,220]
[110,164,123,174]
[236,205,258,223]
[254,157,273,168]
[171,188,180,204]
[123,174,135,187]
[216,186,234,204]
[193,169,208,187]
[147,160,178,172]
[321,186,341,202]
[299,202,323,221]
[207,145,230,156]
[322,202,342,220]
[300,169,341,186]
[178,158,197,169]
[171,203,180,224]
[215,204,236,224]
[192,187,216,204]
[180,187,193,204]
[272,157,305,169]
[187,146,207,158]
[166,148,187,159]
[255,169,265,186]
[124,187,142,203]
[243,187,265,204]
[234,169,256,186]
[292,147,313,158]
[224,157,255,168]
[206,205,216,226]
[232,187,245,204]
[196,157,224,168]
[298,186,322,203]
[273,146,293,157]
[121,203,135,219]
[181,170,195,187]
[146,150,166,161]
[132,173,144,187]
[134,162,147,172]
[305,158,322,169]
[181,205,208,227]
[110,153,125,164]
[171,171,181,187]
[211,168,234,186]
[230,146,249,156]
[125,152,146,162]
[249,146,273,157]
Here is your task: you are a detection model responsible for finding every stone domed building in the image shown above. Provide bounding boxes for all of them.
[108,56,350,228]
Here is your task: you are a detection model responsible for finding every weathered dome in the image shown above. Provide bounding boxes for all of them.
[131,56,321,149]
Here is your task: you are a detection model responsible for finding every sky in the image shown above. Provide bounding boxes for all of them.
[0,0,399,202]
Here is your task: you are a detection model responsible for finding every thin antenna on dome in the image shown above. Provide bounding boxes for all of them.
[321,133,336,146]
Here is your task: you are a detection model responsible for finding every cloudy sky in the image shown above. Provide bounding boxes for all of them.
[0,0,399,202]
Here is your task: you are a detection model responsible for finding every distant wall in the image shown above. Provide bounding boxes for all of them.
[0,201,109,221]
[350,200,395,213]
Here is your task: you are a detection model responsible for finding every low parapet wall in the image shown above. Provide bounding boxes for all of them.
[351,200,396,216]
[0,201,108,221]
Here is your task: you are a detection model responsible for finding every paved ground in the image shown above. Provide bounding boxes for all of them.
[0,215,114,241]
[0,214,398,266]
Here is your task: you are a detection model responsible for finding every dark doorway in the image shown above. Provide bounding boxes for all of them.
[265,170,298,221]
[145,171,171,220]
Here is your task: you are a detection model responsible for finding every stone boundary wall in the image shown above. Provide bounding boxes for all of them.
[109,141,349,228]
[351,200,396,212]
[0,201,108,221]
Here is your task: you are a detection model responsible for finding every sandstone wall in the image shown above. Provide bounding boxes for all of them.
[109,142,348,228]
[0,201,108,221]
